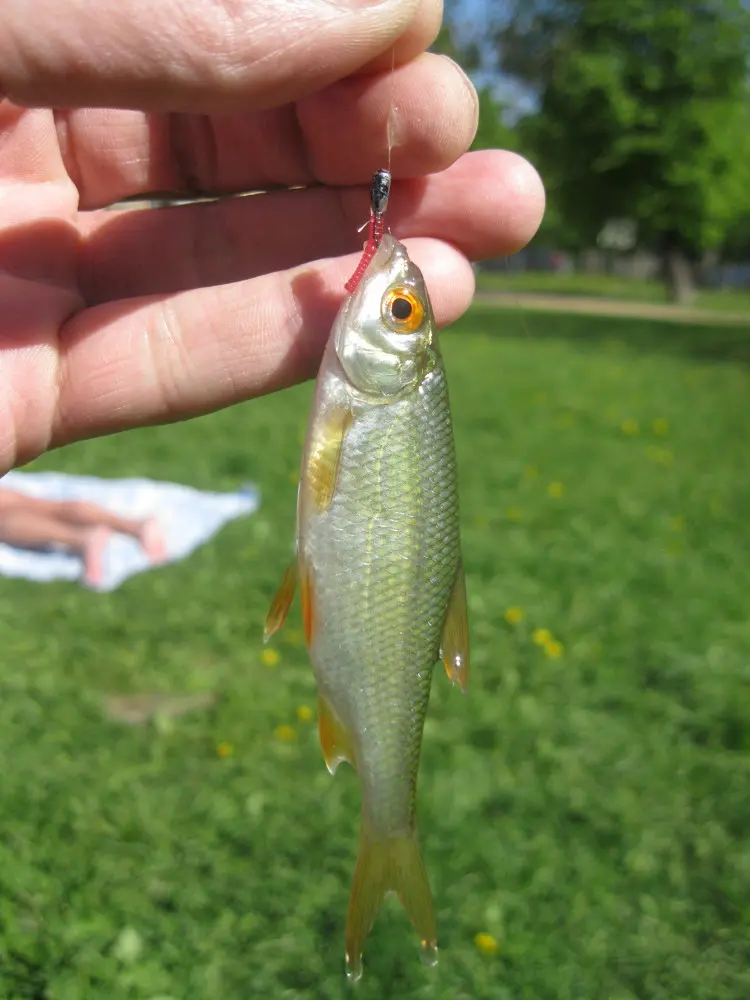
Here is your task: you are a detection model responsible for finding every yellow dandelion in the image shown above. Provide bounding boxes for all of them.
[652,418,669,436]
[504,606,525,625]
[544,639,563,659]
[273,724,296,743]
[296,704,313,723]
[216,741,234,759]
[547,481,565,499]
[620,418,639,436]
[261,648,280,668]
[532,628,552,646]
[474,932,499,956]
[668,515,685,533]
[524,464,540,480]
[505,506,524,522]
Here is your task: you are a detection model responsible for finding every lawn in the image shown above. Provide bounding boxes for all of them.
[476,269,750,314]
[2,305,750,999]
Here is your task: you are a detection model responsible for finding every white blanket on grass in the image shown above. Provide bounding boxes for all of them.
[0,471,260,592]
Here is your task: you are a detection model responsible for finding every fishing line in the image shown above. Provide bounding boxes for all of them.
[386,43,396,175]
[344,47,396,293]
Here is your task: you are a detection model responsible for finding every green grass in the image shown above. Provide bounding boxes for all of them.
[2,306,750,999]
[476,269,750,314]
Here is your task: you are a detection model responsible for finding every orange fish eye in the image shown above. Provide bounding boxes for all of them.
[381,286,425,333]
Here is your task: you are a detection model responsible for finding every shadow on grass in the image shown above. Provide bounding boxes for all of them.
[464,303,750,366]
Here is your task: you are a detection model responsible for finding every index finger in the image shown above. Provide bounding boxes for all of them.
[0,0,439,113]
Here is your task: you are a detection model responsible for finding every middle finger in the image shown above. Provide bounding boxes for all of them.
[78,150,544,304]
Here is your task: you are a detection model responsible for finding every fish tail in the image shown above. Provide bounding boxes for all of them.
[344,822,437,981]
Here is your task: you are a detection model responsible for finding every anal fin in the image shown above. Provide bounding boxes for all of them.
[441,558,470,692]
[263,561,298,643]
[318,695,356,774]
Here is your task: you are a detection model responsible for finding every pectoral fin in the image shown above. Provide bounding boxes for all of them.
[318,694,356,774]
[263,561,298,643]
[440,558,470,692]
[305,404,353,513]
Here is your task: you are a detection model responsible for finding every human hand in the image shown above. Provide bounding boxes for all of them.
[0,0,544,472]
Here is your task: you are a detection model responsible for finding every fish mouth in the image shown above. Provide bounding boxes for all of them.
[370,233,404,274]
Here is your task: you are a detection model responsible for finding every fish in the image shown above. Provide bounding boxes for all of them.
[265,231,469,980]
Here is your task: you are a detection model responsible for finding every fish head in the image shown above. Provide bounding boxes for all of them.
[335,235,436,400]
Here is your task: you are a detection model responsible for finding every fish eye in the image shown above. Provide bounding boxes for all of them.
[382,286,425,333]
[391,297,413,320]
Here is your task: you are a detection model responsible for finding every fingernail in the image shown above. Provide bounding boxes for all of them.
[443,56,479,133]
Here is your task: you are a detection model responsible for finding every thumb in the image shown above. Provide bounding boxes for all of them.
[0,0,425,113]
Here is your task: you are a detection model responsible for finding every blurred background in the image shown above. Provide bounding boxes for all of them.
[2,1,750,998]
[440,0,750,310]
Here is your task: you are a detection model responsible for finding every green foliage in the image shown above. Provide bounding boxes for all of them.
[1,308,750,996]
[471,89,519,154]
[501,0,750,254]
[721,213,750,262]
[432,24,521,155]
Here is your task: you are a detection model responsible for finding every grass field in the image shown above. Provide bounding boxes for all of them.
[2,305,750,999]
[476,269,750,314]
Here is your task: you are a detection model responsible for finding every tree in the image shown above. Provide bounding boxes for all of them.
[431,25,520,153]
[721,212,750,263]
[492,0,750,302]
[472,88,521,153]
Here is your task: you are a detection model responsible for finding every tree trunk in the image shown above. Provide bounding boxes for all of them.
[663,246,696,306]
[694,248,719,289]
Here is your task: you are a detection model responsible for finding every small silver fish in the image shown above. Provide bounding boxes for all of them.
[266,233,469,980]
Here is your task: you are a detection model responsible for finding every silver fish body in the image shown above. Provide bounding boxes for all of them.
[302,331,459,827]
[265,234,468,980]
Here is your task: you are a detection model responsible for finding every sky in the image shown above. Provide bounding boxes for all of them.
[446,0,539,120]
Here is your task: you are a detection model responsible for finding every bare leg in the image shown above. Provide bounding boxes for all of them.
[0,489,32,510]
[0,493,139,533]
[138,517,167,563]
[22,499,166,563]
[53,501,166,563]
[48,500,145,535]
[0,510,111,586]
[0,493,167,569]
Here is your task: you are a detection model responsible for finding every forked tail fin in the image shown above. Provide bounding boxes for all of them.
[345,824,437,981]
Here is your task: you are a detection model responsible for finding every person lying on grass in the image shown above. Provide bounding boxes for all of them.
[0,0,544,472]
[0,490,166,587]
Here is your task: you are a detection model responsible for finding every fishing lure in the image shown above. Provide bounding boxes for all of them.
[265,171,469,980]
